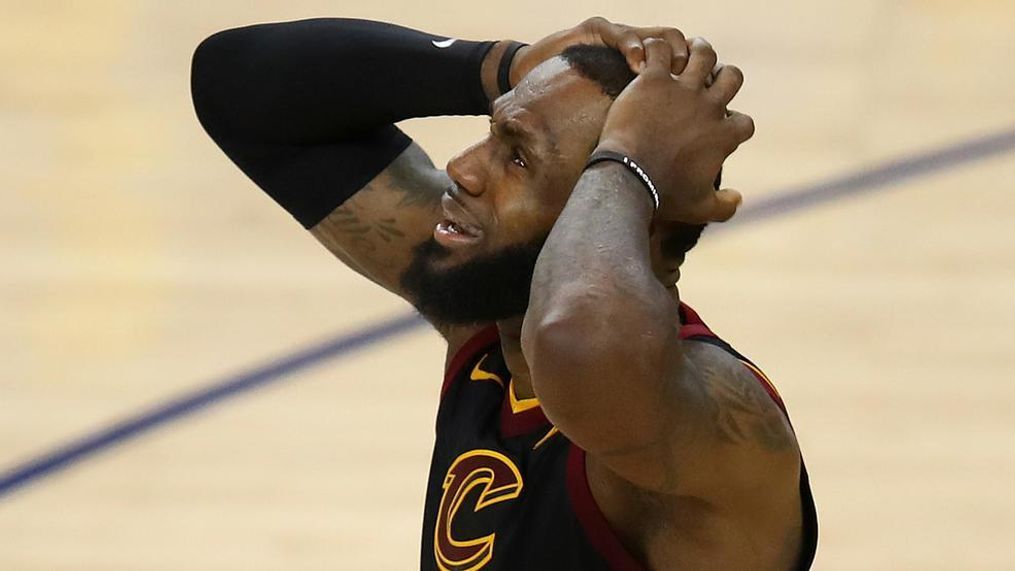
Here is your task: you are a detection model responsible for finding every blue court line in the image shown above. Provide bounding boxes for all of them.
[0,313,425,498]
[1,126,1013,500]
[725,127,1015,228]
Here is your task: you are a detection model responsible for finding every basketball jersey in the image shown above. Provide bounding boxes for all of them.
[420,303,818,570]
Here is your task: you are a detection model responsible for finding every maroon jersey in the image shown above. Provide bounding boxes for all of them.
[420,303,817,570]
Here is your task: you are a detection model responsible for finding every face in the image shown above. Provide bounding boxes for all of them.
[401,57,613,324]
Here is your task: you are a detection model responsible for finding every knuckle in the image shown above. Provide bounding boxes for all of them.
[690,36,713,50]
[664,27,686,40]
[621,30,640,44]
[694,39,716,58]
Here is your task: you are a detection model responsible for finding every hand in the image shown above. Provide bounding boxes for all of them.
[509,16,690,88]
[595,37,754,224]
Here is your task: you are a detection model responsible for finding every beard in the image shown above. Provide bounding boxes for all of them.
[400,233,549,326]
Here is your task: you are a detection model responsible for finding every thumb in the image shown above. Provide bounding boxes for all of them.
[709,188,743,222]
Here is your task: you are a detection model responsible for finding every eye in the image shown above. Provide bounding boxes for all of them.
[511,148,528,169]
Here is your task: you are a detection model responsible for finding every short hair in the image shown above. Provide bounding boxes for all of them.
[560,44,715,257]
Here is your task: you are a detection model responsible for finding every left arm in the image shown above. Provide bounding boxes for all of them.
[521,38,798,500]
[523,161,697,494]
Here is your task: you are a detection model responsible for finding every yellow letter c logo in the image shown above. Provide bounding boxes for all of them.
[434,449,524,570]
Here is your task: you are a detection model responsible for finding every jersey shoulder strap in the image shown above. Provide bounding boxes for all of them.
[678,303,787,413]
[440,325,500,399]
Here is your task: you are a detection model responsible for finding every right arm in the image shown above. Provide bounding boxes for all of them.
[190,18,512,339]
[189,17,693,339]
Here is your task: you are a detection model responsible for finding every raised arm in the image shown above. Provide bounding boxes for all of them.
[190,17,685,338]
[521,39,799,503]
[189,19,518,303]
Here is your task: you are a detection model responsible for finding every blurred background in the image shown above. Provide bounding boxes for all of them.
[1,1,1013,569]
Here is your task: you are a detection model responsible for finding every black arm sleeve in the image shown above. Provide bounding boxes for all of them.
[190,18,497,228]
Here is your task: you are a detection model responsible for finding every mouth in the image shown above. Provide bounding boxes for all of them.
[434,190,484,248]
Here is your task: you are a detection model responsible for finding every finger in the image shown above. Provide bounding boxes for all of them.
[634,27,688,74]
[661,28,689,74]
[725,110,756,145]
[581,16,612,42]
[710,64,744,105]
[704,61,721,87]
[615,30,646,74]
[681,37,718,86]
[709,188,742,222]
[641,37,673,76]
[590,21,650,74]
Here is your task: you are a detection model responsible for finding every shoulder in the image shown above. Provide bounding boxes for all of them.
[682,340,796,450]
[680,339,801,498]
[586,339,805,559]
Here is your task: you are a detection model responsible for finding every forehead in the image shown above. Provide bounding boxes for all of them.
[490,57,610,156]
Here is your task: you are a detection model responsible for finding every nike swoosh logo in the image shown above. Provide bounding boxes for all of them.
[431,38,457,49]
[470,354,504,386]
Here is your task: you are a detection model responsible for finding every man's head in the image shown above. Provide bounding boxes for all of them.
[402,45,709,325]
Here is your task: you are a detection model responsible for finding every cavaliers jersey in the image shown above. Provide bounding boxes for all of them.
[420,303,818,570]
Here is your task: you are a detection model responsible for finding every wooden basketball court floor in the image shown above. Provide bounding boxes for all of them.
[1,1,1013,569]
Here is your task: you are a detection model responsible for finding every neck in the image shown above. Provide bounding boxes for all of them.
[495,316,536,400]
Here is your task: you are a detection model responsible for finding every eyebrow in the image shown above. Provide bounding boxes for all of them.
[490,116,536,144]
[489,115,558,161]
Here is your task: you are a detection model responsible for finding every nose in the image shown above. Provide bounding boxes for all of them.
[445,141,486,197]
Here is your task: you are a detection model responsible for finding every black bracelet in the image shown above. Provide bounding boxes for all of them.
[584,150,660,211]
[497,41,528,95]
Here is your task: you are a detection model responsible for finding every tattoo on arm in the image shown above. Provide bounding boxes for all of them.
[700,359,795,452]
[329,202,406,248]
[312,142,444,285]
[593,348,795,494]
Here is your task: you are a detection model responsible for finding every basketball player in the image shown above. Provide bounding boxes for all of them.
[191,16,817,570]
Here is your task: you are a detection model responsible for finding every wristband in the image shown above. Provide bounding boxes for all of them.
[497,41,528,95]
[584,149,660,211]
